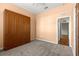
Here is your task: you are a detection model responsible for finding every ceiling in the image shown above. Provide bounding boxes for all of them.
[15,3,64,14]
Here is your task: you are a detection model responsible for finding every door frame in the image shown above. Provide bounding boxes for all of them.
[76,3,79,56]
[57,16,71,47]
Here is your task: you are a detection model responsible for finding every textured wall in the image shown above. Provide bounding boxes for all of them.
[36,4,74,49]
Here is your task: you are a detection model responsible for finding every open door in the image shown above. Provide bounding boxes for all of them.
[58,17,69,46]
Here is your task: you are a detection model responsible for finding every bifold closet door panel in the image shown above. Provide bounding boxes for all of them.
[76,3,79,56]
[4,10,17,50]
[4,9,30,50]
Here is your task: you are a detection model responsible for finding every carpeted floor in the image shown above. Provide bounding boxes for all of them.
[0,40,73,56]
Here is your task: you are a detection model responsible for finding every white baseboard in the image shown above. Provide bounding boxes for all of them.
[36,38,58,44]
[0,48,3,50]
[31,39,36,41]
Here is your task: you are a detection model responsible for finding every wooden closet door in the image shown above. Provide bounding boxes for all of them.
[4,9,30,50]
[76,3,79,56]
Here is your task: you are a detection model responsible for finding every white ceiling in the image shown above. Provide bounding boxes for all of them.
[15,3,64,14]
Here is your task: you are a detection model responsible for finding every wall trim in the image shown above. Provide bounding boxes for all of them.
[0,48,3,50]
[73,3,76,56]
[31,39,36,41]
[36,38,58,44]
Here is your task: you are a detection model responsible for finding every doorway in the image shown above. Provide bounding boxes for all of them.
[58,17,70,46]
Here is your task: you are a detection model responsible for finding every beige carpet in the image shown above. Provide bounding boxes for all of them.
[0,40,73,56]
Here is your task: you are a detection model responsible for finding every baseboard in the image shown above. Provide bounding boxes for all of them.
[0,48,3,51]
[36,38,58,44]
[31,39,36,41]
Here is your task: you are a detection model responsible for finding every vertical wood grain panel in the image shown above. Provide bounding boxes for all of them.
[4,9,30,50]
[76,3,79,56]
